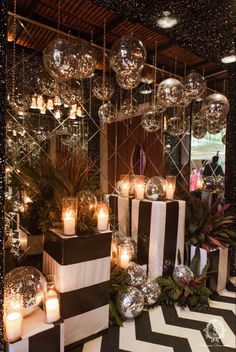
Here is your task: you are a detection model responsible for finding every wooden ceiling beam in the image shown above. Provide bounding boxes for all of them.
[147,39,175,58]
[93,15,125,41]
[187,59,209,71]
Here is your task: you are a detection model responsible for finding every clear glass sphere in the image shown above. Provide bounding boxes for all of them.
[8,91,31,113]
[78,190,97,212]
[157,78,184,107]
[166,116,189,136]
[61,81,82,106]
[153,99,166,113]
[92,76,114,100]
[207,121,222,134]
[140,66,154,84]
[178,91,192,107]
[109,36,146,75]
[37,70,58,96]
[141,107,162,133]
[98,102,116,124]
[183,71,206,99]
[192,121,207,139]
[120,97,139,116]
[116,71,141,90]
[202,93,230,121]
[73,40,97,79]
[145,176,165,200]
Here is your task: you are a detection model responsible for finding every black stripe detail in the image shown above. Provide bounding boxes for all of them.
[60,281,110,319]
[44,230,112,265]
[135,310,192,352]
[29,324,61,352]
[211,293,236,304]
[101,324,130,352]
[109,195,119,231]
[207,250,220,292]
[137,201,152,266]
[163,201,179,273]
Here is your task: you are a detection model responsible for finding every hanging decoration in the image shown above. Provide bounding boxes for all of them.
[201,93,230,121]
[116,71,141,90]
[120,95,138,116]
[166,115,189,136]
[98,101,116,124]
[141,108,162,132]
[157,78,184,107]
[183,71,206,99]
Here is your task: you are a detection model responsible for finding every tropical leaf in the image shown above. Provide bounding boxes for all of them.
[190,246,201,276]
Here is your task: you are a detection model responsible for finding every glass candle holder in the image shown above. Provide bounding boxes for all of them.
[4,293,23,342]
[165,175,176,200]
[118,244,131,269]
[44,275,60,324]
[120,175,130,198]
[134,175,145,200]
[62,197,77,235]
[97,202,109,231]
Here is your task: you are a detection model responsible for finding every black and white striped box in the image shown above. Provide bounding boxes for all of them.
[109,195,132,236]
[43,229,112,348]
[131,199,186,278]
[6,308,64,352]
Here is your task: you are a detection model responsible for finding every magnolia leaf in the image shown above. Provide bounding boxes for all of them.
[199,262,209,278]
[190,246,201,276]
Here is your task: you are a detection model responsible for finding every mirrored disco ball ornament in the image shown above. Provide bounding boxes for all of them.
[37,71,58,96]
[140,279,161,305]
[192,122,207,139]
[141,107,162,133]
[116,286,144,319]
[116,71,141,90]
[78,190,97,212]
[166,116,189,136]
[5,266,46,316]
[92,76,114,100]
[183,71,206,99]
[120,97,139,116]
[73,40,97,79]
[207,121,222,134]
[98,102,116,124]
[222,134,226,145]
[145,176,165,200]
[119,237,137,261]
[202,93,230,121]
[125,262,146,287]
[173,264,194,285]
[157,78,184,107]
[109,36,146,75]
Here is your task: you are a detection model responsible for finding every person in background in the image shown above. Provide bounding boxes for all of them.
[203,155,224,177]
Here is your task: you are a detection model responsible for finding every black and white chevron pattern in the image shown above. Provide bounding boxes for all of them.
[71,290,236,352]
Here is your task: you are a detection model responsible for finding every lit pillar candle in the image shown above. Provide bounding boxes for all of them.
[120,182,130,197]
[63,210,76,235]
[135,183,145,200]
[119,248,130,269]
[45,295,60,323]
[166,184,175,199]
[97,208,109,231]
[5,312,23,342]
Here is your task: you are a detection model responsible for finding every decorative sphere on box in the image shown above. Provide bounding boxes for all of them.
[202,93,230,121]
[119,237,137,261]
[157,78,184,107]
[78,190,97,212]
[183,71,206,99]
[116,286,144,319]
[145,176,166,200]
[98,102,116,124]
[172,264,194,285]
[109,36,146,75]
[120,97,139,116]
[141,107,162,133]
[140,279,161,305]
[125,262,146,287]
[4,266,46,316]
[116,72,141,90]
[92,76,114,101]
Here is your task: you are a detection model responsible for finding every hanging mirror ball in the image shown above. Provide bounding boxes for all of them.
[116,71,141,90]
[109,36,146,75]
[73,40,97,79]
[192,122,207,139]
[202,93,230,121]
[98,102,116,124]
[222,134,226,145]
[157,78,184,107]
[92,76,114,100]
[120,97,139,116]
[37,71,58,96]
[208,121,222,134]
[183,71,206,99]
[141,107,162,133]
[145,176,166,200]
[34,126,48,142]
[166,116,189,136]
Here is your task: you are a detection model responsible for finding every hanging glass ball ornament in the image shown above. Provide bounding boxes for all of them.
[116,71,141,90]
[98,102,116,124]
[153,99,166,113]
[120,97,139,116]
[192,121,207,139]
[178,91,192,107]
[109,36,146,75]
[116,286,144,319]
[145,176,166,200]
[173,264,194,285]
[222,134,226,145]
[183,71,206,99]
[202,93,230,121]
[61,82,82,106]
[125,262,146,287]
[207,121,222,134]
[140,66,154,84]
[34,126,48,142]
[78,190,97,212]
[140,279,161,305]
[92,76,114,100]
[166,116,189,136]
[73,40,97,79]
[5,266,46,316]
[37,70,58,96]
[157,78,184,107]
[141,107,162,133]
[8,91,31,114]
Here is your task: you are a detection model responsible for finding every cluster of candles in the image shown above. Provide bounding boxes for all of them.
[119,174,176,200]
[4,275,60,343]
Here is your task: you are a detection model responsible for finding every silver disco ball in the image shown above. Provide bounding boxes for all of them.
[141,107,162,133]
[125,262,146,287]
[98,102,116,124]
[116,286,144,319]
[116,71,141,90]
[140,279,161,305]
[183,71,206,99]
[92,76,114,101]
[157,78,184,107]
[202,93,230,121]
[173,264,194,285]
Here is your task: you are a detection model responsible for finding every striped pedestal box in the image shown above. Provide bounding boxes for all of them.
[109,195,132,236]
[190,245,229,292]
[6,308,64,352]
[43,229,112,349]
[131,199,186,278]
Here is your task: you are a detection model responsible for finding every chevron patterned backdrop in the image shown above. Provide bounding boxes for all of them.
[72,290,235,352]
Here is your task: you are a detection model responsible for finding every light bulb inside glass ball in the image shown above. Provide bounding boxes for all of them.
[98,102,116,124]
[141,107,162,133]
[120,97,139,116]
[166,115,189,136]
[109,36,146,75]
[92,76,114,100]
[207,121,222,134]
[116,71,141,90]
[202,93,230,121]
[145,176,166,200]
[157,78,184,107]
[37,70,58,96]
[183,71,206,99]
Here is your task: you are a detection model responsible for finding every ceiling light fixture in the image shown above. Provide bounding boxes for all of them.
[156,11,178,29]
[221,49,236,64]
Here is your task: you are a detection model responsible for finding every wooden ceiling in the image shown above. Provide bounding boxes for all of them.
[8,0,228,92]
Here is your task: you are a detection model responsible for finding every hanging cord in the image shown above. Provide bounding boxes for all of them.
[102,19,106,97]
[152,42,157,108]
[12,0,17,102]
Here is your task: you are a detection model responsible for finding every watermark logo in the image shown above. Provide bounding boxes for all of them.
[204,319,226,344]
